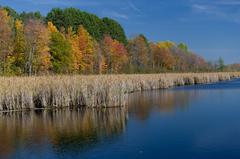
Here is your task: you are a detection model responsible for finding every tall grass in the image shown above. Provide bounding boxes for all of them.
[0,72,239,111]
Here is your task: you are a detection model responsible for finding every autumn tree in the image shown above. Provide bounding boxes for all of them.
[77,25,96,73]
[3,6,19,19]
[172,43,209,72]
[66,25,96,73]
[24,19,51,75]
[174,43,192,71]
[93,41,107,74]
[127,35,150,73]
[0,6,218,74]
[102,35,128,73]
[48,22,73,73]
[153,42,176,71]
[188,53,208,72]
[0,8,13,74]
[48,21,58,33]
[149,43,161,71]
[171,46,189,71]
[65,27,81,72]
[12,19,26,74]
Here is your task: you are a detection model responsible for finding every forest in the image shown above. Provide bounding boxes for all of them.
[0,6,231,75]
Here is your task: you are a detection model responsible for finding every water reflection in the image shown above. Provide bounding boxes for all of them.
[0,108,127,158]
[1,80,240,159]
[128,89,203,120]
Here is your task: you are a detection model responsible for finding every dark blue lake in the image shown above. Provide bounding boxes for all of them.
[1,79,240,159]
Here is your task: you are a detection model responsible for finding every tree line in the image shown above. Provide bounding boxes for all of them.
[0,6,228,75]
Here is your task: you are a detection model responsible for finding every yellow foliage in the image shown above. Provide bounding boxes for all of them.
[15,19,23,30]
[0,9,11,23]
[47,21,58,33]
[37,25,51,72]
[157,41,176,49]
[77,25,95,73]
[13,19,25,73]
[66,27,83,71]
[0,8,14,74]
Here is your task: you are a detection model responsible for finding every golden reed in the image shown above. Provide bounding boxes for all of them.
[0,72,240,111]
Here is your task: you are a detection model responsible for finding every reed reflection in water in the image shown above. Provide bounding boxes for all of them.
[0,108,127,158]
[0,86,214,159]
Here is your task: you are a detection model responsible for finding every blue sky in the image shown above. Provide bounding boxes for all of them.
[1,0,240,64]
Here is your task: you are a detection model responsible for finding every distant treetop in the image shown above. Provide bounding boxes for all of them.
[46,7,127,43]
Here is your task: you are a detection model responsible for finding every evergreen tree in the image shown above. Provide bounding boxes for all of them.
[102,17,127,45]
[218,57,225,72]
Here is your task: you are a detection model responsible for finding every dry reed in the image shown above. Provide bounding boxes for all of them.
[0,72,240,111]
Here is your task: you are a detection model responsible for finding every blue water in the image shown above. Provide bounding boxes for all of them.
[1,79,240,159]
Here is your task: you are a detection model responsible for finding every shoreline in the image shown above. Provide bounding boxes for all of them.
[0,72,240,111]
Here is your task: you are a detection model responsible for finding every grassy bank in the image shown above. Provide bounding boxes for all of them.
[0,72,240,111]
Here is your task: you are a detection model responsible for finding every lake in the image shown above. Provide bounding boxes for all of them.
[1,79,240,159]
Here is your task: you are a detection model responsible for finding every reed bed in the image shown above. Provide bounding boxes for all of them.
[0,72,240,111]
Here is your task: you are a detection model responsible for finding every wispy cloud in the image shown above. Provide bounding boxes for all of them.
[22,0,101,7]
[215,0,240,5]
[100,0,143,20]
[127,0,141,13]
[192,4,209,11]
[190,0,240,23]
[189,0,240,5]
[102,10,129,20]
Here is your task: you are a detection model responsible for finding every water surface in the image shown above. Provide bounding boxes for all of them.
[1,79,240,159]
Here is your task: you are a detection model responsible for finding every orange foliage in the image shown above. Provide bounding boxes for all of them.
[155,42,176,70]
[103,35,128,73]
[77,25,95,73]
[66,27,82,72]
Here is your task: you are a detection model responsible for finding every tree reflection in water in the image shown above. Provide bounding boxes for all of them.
[0,108,127,158]
[128,89,202,120]
[0,89,205,158]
